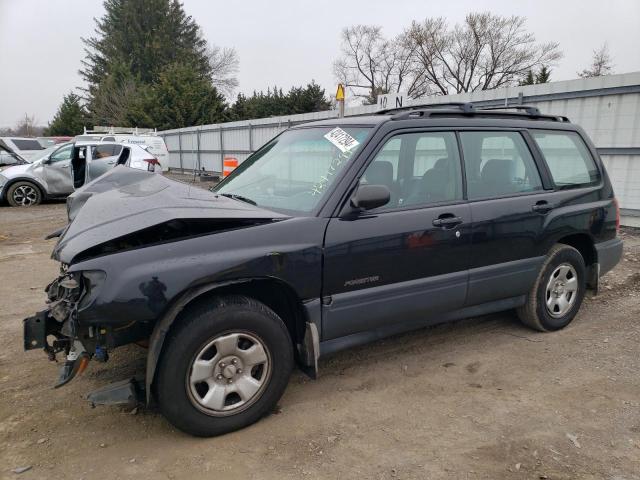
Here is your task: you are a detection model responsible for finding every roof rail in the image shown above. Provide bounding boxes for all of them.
[388,102,569,122]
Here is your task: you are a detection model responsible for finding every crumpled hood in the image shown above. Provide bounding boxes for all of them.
[53,166,288,264]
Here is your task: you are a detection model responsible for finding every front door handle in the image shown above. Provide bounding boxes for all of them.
[60,164,69,168]
[432,215,462,228]
[532,201,554,213]
[107,161,116,165]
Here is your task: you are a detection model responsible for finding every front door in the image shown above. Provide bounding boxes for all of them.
[44,144,74,195]
[322,130,471,341]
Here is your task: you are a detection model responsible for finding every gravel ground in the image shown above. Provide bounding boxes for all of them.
[0,196,639,480]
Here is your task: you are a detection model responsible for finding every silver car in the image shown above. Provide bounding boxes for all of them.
[0,141,160,207]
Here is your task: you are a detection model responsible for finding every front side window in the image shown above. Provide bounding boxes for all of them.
[531,130,600,188]
[360,131,462,209]
[49,144,72,163]
[460,131,543,200]
[215,126,371,214]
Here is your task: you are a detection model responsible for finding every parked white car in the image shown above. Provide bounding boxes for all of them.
[0,141,160,207]
[75,128,169,169]
[0,137,45,164]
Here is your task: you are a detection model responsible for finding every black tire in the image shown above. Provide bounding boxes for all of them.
[155,295,293,437]
[6,181,42,207]
[517,244,586,332]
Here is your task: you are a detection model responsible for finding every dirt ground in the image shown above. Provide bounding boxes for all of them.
[1,197,639,480]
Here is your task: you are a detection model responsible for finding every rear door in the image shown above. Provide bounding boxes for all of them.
[88,144,123,180]
[321,129,471,341]
[459,130,552,306]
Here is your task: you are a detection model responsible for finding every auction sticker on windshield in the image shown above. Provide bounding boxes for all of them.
[324,127,360,153]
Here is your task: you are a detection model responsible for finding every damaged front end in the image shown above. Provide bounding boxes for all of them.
[23,269,108,389]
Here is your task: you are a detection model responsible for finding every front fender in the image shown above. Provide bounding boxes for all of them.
[144,278,278,404]
[2,175,49,200]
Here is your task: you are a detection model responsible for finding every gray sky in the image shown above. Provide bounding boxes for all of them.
[1,0,639,127]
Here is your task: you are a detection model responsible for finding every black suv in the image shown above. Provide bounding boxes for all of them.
[24,104,623,436]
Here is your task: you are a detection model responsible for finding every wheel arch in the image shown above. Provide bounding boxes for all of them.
[555,233,598,289]
[145,277,309,404]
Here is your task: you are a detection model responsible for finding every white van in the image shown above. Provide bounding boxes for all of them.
[75,126,169,170]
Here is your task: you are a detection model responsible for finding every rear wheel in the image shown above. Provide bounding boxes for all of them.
[6,181,42,207]
[517,244,586,331]
[155,295,293,437]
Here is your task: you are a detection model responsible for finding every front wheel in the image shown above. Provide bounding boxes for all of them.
[155,295,293,437]
[517,244,586,332]
[6,181,42,207]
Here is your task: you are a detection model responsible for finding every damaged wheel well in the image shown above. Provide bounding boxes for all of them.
[146,277,307,402]
[182,279,306,346]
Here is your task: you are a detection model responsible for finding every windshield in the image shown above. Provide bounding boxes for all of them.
[215,126,371,214]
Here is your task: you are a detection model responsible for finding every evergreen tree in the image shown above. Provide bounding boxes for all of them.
[519,70,536,86]
[536,66,551,83]
[82,0,215,128]
[229,82,331,121]
[44,93,89,136]
[142,63,227,130]
[519,66,551,86]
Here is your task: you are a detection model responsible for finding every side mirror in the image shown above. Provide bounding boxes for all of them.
[42,157,51,164]
[350,184,390,211]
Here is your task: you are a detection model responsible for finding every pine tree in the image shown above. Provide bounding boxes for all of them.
[143,63,227,130]
[519,70,536,86]
[82,0,214,127]
[44,93,89,136]
[536,66,551,83]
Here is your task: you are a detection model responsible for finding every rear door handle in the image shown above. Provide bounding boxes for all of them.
[532,201,554,213]
[107,161,116,165]
[432,215,462,228]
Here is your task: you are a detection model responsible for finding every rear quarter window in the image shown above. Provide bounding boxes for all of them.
[531,131,600,188]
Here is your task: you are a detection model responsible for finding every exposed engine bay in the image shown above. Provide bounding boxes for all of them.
[24,270,108,388]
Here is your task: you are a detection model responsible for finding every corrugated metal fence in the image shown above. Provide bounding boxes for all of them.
[158,72,640,224]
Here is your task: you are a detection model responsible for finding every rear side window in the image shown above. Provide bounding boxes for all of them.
[11,139,44,150]
[531,131,600,188]
[92,144,121,158]
[460,131,543,200]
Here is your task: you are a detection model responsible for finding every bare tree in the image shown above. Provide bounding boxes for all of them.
[90,77,142,126]
[333,25,428,104]
[206,45,240,97]
[403,13,562,95]
[578,43,614,78]
[14,114,43,137]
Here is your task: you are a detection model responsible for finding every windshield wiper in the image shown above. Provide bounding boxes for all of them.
[219,193,257,206]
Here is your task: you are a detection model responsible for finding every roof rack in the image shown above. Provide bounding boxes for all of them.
[386,102,569,122]
[83,126,157,135]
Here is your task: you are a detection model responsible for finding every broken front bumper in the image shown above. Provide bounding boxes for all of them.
[23,310,48,351]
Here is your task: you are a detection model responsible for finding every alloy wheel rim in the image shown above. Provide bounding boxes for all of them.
[13,185,38,206]
[545,263,578,318]
[186,331,271,416]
